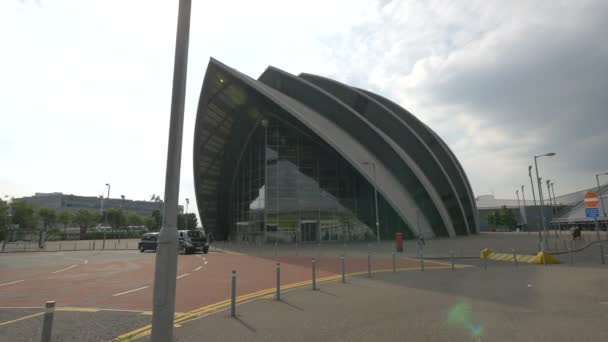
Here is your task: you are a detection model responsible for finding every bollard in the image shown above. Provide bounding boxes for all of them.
[367,253,372,278]
[568,247,573,266]
[512,249,518,267]
[126,241,129,249]
[392,252,396,273]
[114,240,118,249]
[312,258,317,290]
[450,250,455,270]
[40,301,55,342]
[231,270,236,317]
[59,241,62,251]
[600,244,605,265]
[420,251,425,271]
[73,241,77,251]
[341,255,345,283]
[276,263,281,300]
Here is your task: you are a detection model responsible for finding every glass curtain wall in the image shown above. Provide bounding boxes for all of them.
[230,116,414,243]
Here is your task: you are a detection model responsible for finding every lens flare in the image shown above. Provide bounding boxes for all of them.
[447,302,484,339]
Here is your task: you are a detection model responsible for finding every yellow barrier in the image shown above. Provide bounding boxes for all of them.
[480,248,559,264]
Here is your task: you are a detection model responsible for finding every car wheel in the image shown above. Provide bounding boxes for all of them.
[203,246,209,254]
[139,246,145,253]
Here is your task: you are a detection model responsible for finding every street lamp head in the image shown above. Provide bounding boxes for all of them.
[544,152,556,157]
[105,183,110,187]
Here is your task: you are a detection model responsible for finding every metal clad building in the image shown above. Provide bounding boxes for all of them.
[193,59,478,242]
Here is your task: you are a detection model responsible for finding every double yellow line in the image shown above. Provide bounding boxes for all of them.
[115,264,464,341]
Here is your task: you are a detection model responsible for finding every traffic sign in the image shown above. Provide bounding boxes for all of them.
[586,208,600,218]
[584,192,600,208]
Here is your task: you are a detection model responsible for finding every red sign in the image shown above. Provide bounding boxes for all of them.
[584,192,600,208]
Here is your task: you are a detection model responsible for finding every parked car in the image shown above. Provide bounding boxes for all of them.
[178,230,209,254]
[138,232,159,252]
[138,231,210,254]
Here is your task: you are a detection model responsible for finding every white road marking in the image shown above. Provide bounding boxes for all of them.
[52,265,78,274]
[202,257,206,261]
[196,255,202,259]
[0,280,24,287]
[204,261,208,265]
[600,302,608,305]
[176,273,190,279]
[527,284,533,287]
[112,286,150,297]
[194,266,202,271]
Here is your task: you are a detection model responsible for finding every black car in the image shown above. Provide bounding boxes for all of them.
[138,232,159,252]
[178,230,209,254]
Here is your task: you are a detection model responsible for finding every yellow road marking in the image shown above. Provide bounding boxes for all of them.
[114,263,467,341]
[0,312,43,327]
[56,307,99,313]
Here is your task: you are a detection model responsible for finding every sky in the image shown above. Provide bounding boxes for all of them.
[2,0,608,221]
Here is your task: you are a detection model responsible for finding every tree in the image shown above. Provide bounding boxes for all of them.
[0,199,8,241]
[498,205,517,228]
[144,216,158,231]
[11,199,37,230]
[38,208,57,248]
[58,211,72,235]
[185,213,198,230]
[150,210,162,230]
[126,212,144,228]
[177,214,185,230]
[74,209,99,239]
[106,209,126,230]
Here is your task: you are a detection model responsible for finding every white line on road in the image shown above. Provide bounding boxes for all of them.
[600,302,608,305]
[204,261,208,265]
[194,266,202,271]
[202,257,206,261]
[176,273,190,279]
[52,265,78,274]
[0,280,24,287]
[112,286,150,297]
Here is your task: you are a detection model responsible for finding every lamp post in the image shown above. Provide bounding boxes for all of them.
[521,185,528,229]
[516,189,522,228]
[103,183,110,249]
[596,172,608,232]
[534,152,556,250]
[362,161,380,244]
[185,198,189,215]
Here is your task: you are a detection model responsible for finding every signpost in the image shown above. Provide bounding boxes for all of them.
[584,192,601,240]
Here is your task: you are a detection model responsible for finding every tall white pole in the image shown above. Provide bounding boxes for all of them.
[521,185,528,227]
[597,173,608,230]
[516,189,522,226]
[534,157,547,249]
[150,0,191,341]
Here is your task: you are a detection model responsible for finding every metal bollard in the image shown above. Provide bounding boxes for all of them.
[341,255,345,283]
[450,250,455,270]
[114,240,118,249]
[392,252,396,273]
[312,258,317,290]
[40,301,55,342]
[420,251,425,271]
[600,244,605,265]
[231,270,237,317]
[276,263,281,300]
[73,241,77,251]
[367,253,372,278]
[59,241,62,251]
[512,249,518,267]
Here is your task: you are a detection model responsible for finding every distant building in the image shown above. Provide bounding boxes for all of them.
[19,192,183,216]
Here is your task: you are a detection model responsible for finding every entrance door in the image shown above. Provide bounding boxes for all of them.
[300,221,318,242]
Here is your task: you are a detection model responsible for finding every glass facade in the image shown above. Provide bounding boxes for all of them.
[230,116,415,243]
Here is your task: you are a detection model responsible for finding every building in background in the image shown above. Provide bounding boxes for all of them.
[193,59,478,243]
[19,192,182,217]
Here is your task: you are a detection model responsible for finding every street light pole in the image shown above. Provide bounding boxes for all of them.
[363,161,380,243]
[596,172,608,231]
[521,185,528,229]
[185,198,189,215]
[103,183,110,250]
[534,152,556,250]
[528,165,537,223]
[150,0,191,340]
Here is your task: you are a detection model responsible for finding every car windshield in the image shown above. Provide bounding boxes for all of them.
[144,234,157,241]
[187,231,202,238]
